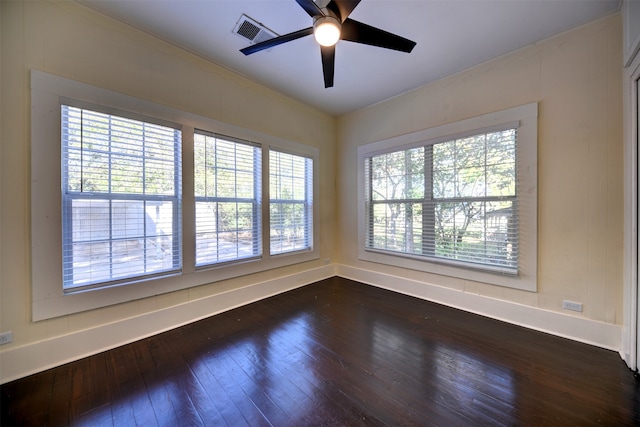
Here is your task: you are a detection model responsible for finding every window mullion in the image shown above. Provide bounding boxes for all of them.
[108,114,114,282]
[174,128,183,271]
[263,147,271,257]
[304,159,314,248]
[423,146,435,257]
[254,147,261,257]
[143,123,148,273]
[483,134,489,259]
[404,150,412,253]
[366,157,374,248]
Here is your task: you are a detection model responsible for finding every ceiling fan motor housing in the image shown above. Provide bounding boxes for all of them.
[313,10,342,47]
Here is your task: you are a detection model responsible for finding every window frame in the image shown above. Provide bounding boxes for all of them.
[357,103,538,291]
[269,149,314,256]
[31,70,319,321]
[60,102,183,291]
[193,130,262,268]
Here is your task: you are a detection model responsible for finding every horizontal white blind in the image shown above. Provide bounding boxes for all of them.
[62,105,182,290]
[366,128,518,273]
[269,150,313,255]
[194,131,261,266]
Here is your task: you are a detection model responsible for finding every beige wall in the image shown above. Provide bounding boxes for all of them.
[0,1,335,361]
[337,14,623,326]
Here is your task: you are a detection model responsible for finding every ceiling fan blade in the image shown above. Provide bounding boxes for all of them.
[240,27,313,55]
[320,45,335,88]
[295,0,325,17]
[327,0,361,22]
[341,18,416,53]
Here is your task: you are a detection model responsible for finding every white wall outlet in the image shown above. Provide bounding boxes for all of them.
[562,300,583,312]
[0,331,13,345]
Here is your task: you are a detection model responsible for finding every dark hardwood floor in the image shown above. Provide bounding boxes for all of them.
[2,276,640,426]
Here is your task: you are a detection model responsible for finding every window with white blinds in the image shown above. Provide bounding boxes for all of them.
[365,127,518,274]
[194,131,261,266]
[61,105,182,291]
[32,71,320,319]
[269,150,313,254]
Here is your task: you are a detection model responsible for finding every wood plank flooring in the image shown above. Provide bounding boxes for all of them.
[2,276,640,426]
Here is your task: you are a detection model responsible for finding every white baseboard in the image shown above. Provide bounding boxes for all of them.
[1,264,622,384]
[0,265,335,384]
[336,264,622,352]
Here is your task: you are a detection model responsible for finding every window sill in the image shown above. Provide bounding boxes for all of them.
[359,248,534,291]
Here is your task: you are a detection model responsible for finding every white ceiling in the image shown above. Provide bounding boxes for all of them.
[81,0,620,116]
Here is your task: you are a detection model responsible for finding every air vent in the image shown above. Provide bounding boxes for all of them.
[233,14,278,44]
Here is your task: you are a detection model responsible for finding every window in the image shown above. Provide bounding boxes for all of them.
[31,70,319,320]
[269,150,313,254]
[358,103,537,291]
[365,128,517,272]
[62,104,181,291]
[194,132,261,266]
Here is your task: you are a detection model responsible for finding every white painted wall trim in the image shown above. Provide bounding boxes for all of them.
[1,264,623,384]
[336,265,622,352]
[622,45,640,371]
[0,265,335,384]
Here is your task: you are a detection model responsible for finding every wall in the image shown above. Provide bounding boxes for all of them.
[336,14,623,348]
[0,1,336,383]
[0,2,625,383]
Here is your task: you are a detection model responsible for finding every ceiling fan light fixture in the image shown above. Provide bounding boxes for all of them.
[313,15,341,47]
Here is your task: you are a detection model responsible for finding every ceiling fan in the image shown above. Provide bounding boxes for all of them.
[240,0,417,88]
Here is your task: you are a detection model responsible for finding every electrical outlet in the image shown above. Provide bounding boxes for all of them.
[562,300,583,312]
[0,331,13,345]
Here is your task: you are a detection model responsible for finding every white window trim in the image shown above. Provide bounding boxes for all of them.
[31,70,319,321]
[357,103,538,291]
[193,131,263,268]
[268,149,315,256]
[60,102,184,291]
